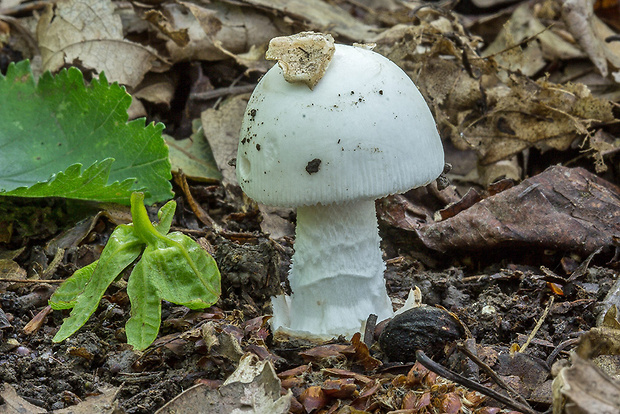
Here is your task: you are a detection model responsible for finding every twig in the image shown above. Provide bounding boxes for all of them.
[457,342,534,411]
[520,296,554,353]
[415,350,542,414]
[190,84,256,101]
[173,171,223,233]
[546,337,580,367]
[0,278,64,284]
[472,25,553,61]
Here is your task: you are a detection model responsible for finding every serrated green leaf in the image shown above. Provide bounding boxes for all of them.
[5,159,136,204]
[0,60,173,204]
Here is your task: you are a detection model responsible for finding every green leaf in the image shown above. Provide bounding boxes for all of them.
[51,192,221,350]
[51,225,143,343]
[154,199,176,235]
[49,260,98,310]
[5,159,135,204]
[125,192,220,349]
[125,233,221,349]
[0,60,173,204]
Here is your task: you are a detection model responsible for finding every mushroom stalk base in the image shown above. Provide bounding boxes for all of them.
[271,199,394,337]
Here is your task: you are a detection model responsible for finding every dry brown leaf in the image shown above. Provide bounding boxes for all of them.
[133,74,175,107]
[158,2,282,66]
[461,77,614,164]
[375,17,614,167]
[0,258,26,280]
[53,385,119,414]
[0,382,46,414]
[36,0,165,88]
[483,4,584,76]
[237,0,377,41]
[590,130,620,173]
[299,386,328,413]
[562,0,620,80]
[417,166,620,256]
[576,327,620,360]
[553,354,620,414]
[201,94,248,186]
[156,353,292,414]
[143,9,189,47]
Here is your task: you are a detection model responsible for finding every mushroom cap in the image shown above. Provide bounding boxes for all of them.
[236,44,444,207]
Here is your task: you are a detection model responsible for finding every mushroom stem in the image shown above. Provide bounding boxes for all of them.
[272,199,394,337]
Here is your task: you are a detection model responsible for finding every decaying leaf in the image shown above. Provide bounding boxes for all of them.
[201,94,249,187]
[458,77,614,164]
[0,382,46,414]
[239,0,377,41]
[590,130,620,173]
[165,122,222,183]
[561,0,620,80]
[417,166,620,256]
[53,385,119,414]
[37,0,166,88]
[483,4,583,76]
[156,2,282,67]
[553,355,620,414]
[374,14,615,168]
[156,353,292,414]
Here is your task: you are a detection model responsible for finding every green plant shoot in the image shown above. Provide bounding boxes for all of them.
[50,192,221,350]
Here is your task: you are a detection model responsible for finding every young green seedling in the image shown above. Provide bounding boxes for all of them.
[50,192,221,350]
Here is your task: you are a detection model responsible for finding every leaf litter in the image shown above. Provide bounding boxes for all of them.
[0,0,620,412]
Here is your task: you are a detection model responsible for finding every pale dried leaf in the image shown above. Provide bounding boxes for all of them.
[483,4,583,76]
[201,94,249,187]
[156,353,291,414]
[561,0,618,78]
[36,0,164,87]
[0,383,46,414]
[133,75,175,106]
[553,355,620,414]
[160,2,281,65]
[590,130,620,173]
[239,0,377,41]
[53,385,119,413]
[461,78,614,164]
[592,16,620,75]
[375,21,613,165]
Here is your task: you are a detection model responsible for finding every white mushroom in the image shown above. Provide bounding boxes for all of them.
[236,34,445,338]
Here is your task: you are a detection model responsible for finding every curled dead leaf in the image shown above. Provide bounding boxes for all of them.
[418,166,620,256]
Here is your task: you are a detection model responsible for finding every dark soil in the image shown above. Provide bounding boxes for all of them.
[0,193,616,413]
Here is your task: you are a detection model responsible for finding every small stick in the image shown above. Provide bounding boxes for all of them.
[457,342,534,411]
[415,350,541,414]
[546,337,580,367]
[190,84,256,101]
[520,296,554,354]
[0,278,64,284]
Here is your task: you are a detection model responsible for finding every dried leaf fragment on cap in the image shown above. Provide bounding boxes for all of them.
[266,32,335,89]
